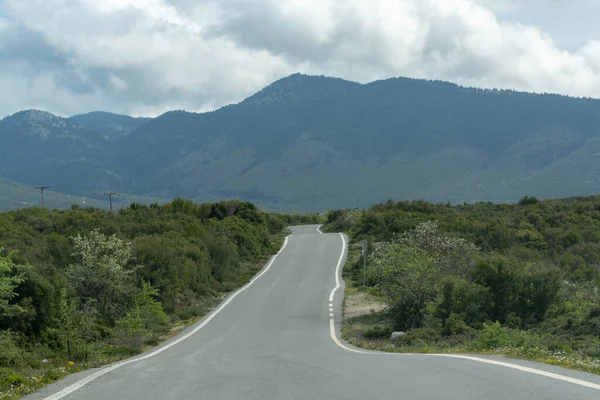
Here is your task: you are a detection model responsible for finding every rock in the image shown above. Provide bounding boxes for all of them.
[390,331,406,341]
[42,359,49,364]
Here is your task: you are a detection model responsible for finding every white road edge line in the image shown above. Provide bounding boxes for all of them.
[430,354,600,391]
[327,233,344,303]
[329,319,368,354]
[43,235,292,400]
[328,233,600,392]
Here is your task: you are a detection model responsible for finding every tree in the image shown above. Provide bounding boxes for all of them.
[432,276,490,333]
[395,221,480,277]
[519,196,539,206]
[470,254,526,324]
[0,248,26,318]
[67,230,139,324]
[367,243,438,330]
[55,289,97,361]
[135,281,168,333]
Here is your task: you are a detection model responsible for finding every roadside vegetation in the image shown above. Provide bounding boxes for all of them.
[328,197,600,374]
[0,199,320,399]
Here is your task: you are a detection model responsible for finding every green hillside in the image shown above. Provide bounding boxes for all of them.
[0,178,168,213]
[112,74,600,210]
[69,111,151,140]
[0,178,109,211]
[2,74,600,212]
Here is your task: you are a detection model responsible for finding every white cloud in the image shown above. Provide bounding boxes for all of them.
[1,0,600,118]
[473,0,519,13]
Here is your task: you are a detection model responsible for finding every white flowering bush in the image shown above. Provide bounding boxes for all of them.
[67,230,139,325]
[394,221,480,277]
[366,222,483,330]
[367,241,438,330]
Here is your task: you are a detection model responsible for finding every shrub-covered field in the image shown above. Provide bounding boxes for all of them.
[327,196,600,373]
[0,199,318,398]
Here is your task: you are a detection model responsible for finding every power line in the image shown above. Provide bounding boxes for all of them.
[34,186,50,209]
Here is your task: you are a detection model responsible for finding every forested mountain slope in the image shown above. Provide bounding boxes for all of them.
[0,110,121,195]
[113,74,600,210]
[2,74,600,211]
[69,111,151,140]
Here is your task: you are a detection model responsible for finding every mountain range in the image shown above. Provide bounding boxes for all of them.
[69,111,151,140]
[1,73,600,212]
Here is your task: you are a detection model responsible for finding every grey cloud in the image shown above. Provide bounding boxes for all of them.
[1,0,600,119]
[204,1,347,65]
[0,22,66,67]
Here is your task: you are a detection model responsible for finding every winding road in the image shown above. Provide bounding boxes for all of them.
[28,225,600,399]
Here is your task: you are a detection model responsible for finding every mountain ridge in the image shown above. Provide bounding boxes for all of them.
[69,111,151,140]
[2,74,600,211]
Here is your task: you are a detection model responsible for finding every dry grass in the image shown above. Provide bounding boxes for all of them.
[343,287,386,319]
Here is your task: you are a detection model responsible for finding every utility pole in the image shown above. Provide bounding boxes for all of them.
[104,192,117,212]
[34,186,50,209]
[363,238,367,287]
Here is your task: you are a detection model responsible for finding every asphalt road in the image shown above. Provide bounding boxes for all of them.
[28,225,600,400]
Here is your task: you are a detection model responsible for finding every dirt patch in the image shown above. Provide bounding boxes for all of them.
[343,289,386,319]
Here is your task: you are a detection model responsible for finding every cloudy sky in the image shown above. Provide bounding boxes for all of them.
[1,0,600,118]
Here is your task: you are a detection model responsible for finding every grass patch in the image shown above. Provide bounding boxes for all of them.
[342,313,600,375]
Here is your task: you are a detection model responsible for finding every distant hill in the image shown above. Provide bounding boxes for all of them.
[0,177,109,211]
[69,111,151,140]
[0,177,169,213]
[0,110,121,194]
[2,74,600,211]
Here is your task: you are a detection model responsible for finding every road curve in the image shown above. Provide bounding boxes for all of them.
[27,225,600,400]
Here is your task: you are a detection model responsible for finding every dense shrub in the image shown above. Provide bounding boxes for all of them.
[0,332,21,368]
[333,196,600,356]
[0,199,287,377]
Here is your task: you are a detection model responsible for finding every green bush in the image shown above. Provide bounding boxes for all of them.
[362,324,391,339]
[444,313,474,336]
[135,282,169,334]
[432,276,490,332]
[175,302,209,321]
[580,342,600,358]
[0,368,27,390]
[396,327,442,346]
[0,198,284,376]
[367,243,438,330]
[0,332,22,368]
[44,368,62,381]
[518,196,539,206]
[114,307,145,348]
[336,196,600,361]
[472,322,542,350]
[473,322,513,349]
